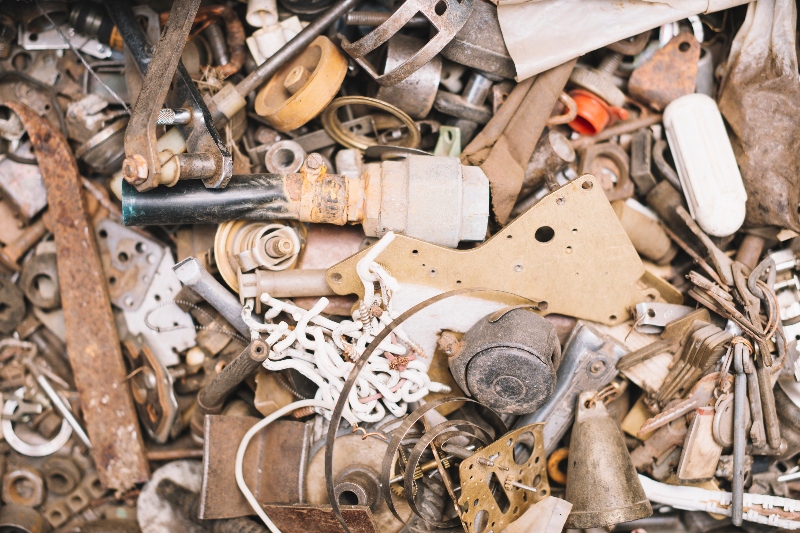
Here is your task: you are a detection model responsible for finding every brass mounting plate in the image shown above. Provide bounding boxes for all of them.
[457,424,549,533]
[326,175,654,325]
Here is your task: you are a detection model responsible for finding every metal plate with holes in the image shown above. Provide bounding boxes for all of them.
[95,218,164,311]
[327,175,654,325]
[123,251,196,368]
[457,424,549,533]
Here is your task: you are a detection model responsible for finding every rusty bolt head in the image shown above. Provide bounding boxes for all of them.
[122,154,149,186]
[304,153,325,171]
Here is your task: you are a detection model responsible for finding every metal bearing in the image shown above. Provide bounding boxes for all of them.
[2,466,45,507]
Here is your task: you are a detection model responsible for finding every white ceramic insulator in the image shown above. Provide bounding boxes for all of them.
[663,93,747,237]
[246,0,278,27]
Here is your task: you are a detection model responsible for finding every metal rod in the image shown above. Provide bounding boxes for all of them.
[731,343,747,526]
[233,0,362,101]
[172,257,250,337]
[24,360,92,449]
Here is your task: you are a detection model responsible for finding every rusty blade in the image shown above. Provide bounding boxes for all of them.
[7,102,149,491]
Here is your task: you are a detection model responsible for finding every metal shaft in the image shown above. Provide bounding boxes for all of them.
[732,343,747,526]
[232,0,362,105]
[172,257,250,337]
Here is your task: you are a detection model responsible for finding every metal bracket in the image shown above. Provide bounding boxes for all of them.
[118,0,232,191]
[457,424,549,533]
[327,175,658,325]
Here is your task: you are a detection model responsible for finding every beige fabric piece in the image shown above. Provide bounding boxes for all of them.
[462,59,575,224]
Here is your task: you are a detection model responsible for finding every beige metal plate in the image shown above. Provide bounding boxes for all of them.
[327,175,654,325]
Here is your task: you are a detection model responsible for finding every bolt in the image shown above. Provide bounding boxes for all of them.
[344,11,428,27]
[122,154,149,186]
[304,153,325,171]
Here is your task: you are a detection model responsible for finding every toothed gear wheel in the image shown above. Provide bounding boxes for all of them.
[569,66,627,108]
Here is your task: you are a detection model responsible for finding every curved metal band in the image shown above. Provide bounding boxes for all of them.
[325,288,531,533]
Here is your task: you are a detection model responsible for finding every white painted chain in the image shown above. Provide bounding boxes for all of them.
[241,232,450,423]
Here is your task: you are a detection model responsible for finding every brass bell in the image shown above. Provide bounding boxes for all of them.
[564,391,652,529]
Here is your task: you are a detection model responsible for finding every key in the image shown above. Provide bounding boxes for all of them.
[617,309,710,370]
[757,360,782,449]
[656,326,721,402]
[677,406,723,481]
[656,327,731,405]
[638,372,721,437]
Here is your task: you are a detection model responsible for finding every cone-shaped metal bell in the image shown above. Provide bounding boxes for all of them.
[564,391,652,529]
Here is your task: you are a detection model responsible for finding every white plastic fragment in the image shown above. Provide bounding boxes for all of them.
[663,93,747,237]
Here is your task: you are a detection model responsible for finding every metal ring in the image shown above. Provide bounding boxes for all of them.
[321,96,421,151]
[2,400,72,457]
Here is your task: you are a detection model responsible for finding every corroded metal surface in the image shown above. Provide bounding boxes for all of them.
[628,33,701,112]
[7,102,149,491]
[262,504,378,533]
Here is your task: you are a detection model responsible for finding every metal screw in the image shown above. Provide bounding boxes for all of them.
[504,477,537,493]
[344,11,429,27]
[304,153,325,172]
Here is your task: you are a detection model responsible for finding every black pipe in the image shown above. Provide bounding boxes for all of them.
[122,175,293,226]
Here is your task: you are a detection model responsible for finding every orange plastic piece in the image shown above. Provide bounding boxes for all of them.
[568,89,629,136]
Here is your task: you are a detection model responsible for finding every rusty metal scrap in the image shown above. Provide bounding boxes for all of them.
[6,102,149,492]
[2,3,800,532]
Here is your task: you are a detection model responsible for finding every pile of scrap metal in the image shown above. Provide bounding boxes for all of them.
[1,0,800,531]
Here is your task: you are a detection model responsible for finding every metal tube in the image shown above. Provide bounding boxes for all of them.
[172,257,250,337]
[200,340,268,409]
[233,0,362,101]
[121,175,292,226]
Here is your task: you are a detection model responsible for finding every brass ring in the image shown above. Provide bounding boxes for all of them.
[321,96,421,151]
[547,447,569,485]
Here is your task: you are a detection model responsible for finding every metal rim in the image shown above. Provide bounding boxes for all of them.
[2,399,73,457]
[321,96,421,151]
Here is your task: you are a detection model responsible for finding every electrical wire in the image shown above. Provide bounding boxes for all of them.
[235,399,359,532]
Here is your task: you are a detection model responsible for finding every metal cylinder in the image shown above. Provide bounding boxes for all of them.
[200,340,268,409]
[448,308,560,415]
[172,257,250,337]
[334,468,380,509]
[374,34,442,119]
[192,339,269,437]
[520,131,575,198]
[122,176,291,226]
[264,141,306,173]
[238,268,335,302]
